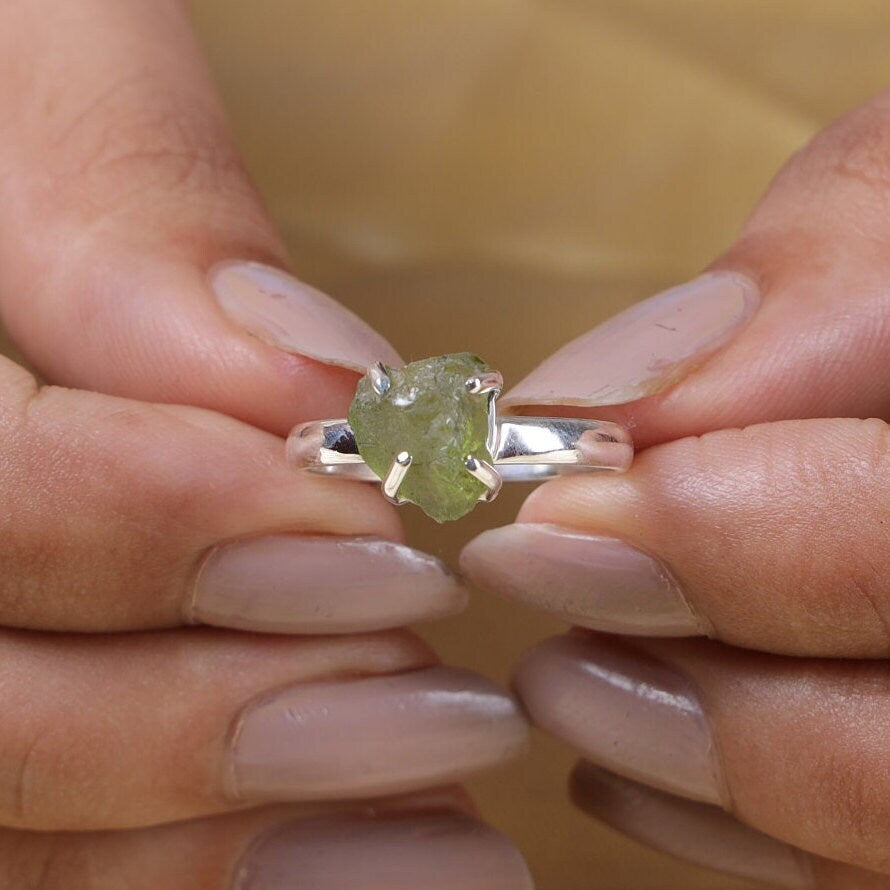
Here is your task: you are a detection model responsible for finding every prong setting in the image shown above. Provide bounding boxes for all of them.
[465,454,503,503]
[369,361,391,396]
[382,451,413,504]
[465,371,504,396]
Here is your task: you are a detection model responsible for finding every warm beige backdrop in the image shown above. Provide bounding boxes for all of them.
[190,3,889,888]
[2,2,886,887]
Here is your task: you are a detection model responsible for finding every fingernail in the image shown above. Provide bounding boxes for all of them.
[192,535,467,634]
[229,666,529,801]
[570,763,814,889]
[501,271,759,408]
[210,260,403,372]
[514,634,724,805]
[234,811,535,890]
[461,524,702,636]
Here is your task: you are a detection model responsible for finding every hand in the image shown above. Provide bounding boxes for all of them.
[462,88,890,888]
[0,2,531,888]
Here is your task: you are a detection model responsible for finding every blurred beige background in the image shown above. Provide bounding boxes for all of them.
[2,1,886,887]
[186,2,890,888]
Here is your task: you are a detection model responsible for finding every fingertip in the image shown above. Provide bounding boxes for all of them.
[18,254,368,435]
[0,0,401,436]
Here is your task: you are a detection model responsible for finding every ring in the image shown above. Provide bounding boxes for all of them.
[287,353,633,522]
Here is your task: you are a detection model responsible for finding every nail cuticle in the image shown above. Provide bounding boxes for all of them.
[185,543,218,626]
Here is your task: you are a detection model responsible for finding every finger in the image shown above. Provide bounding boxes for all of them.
[0,627,527,830]
[500,90,890,448]
[0,0,401,434]
[0,356,464,633]
[515,632,890,874]
[571,764,890,890]
[463,417,890,657]
[0,794,533,890]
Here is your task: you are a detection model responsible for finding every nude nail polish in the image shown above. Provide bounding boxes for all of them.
[571,763,814,889]
[461,524,701,636]
[514,634,724,805]
[229,666,529,802]
[501,272,758,408]
[234,812,535,890]
[210,261,403,372]
[192,535,467,634]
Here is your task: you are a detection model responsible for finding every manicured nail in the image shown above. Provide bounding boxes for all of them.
[501,271,759,408]
[514,634,724,805]
[234,811,535,890]
[210,260,403,372]
[192,535,467,634]
[461,524,702,636]
[229,666,529,801]
[570,763,814,889]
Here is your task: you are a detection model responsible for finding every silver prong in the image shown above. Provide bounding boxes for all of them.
[465,454,503,502]
[465,371,504,395]
[382,451,412,504]
[369,362,391,396]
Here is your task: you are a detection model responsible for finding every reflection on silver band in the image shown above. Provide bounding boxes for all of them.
[287,416,633,482]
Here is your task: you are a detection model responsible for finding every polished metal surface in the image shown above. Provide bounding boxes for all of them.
[465,370,504,395]
[465,454,504,501]
[382,450,412,504]
[287,415,633,482]
[369,361,391,396]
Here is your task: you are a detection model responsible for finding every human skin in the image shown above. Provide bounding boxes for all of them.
[461,88,890,886]
[0,1,535,888]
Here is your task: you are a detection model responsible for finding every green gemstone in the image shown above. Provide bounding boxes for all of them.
[348,353,494,522]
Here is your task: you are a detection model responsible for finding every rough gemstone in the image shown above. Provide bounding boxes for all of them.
[348,353,494,522]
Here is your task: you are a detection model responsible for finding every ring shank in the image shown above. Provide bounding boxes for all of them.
[287,416,633,482]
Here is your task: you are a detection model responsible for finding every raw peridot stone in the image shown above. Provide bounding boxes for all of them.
[348,353,493,522]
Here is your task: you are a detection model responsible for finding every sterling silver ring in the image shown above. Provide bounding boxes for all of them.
[287,353,633,523]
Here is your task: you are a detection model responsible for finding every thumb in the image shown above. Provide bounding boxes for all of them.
[0,0,400,435]
[501,88,890,447]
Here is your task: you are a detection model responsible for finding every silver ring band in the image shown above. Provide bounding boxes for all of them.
[287,415,633,482]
